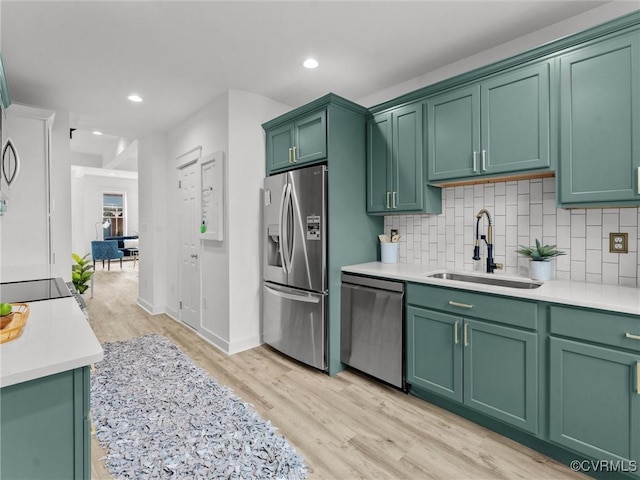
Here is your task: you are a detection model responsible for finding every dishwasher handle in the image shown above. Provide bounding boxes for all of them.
[341,273,404,293]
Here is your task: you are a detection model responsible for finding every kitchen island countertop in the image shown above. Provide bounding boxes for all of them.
[0,296,103,388]
[342,262,640,316]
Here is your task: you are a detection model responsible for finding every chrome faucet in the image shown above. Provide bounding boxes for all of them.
[473,208,503,274]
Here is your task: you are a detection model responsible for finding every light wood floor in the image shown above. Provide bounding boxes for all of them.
[87,264,584,480]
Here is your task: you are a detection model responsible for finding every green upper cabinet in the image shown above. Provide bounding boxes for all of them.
[267,122,295,172]
[266,109,327,174]
[558,31,640,207]
[366,102,441,215]
[481,63,551,175]
[367,112,393,213]
[427,61,552,183]
[427,85,480,181]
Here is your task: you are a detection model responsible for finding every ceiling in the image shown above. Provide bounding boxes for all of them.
[1,0,619,158]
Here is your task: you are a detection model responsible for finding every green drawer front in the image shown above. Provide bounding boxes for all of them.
[550,305,640,351]
[407,283,537,330]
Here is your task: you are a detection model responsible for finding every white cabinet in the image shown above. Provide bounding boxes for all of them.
[1,105,54,267]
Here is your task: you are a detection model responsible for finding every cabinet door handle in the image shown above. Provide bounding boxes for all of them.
[463,322,469,347]
[637,167,640,195]
[472,151,478,172]
[288,147,292,164]
[448,300,473,309]
[636,362,640,395]
[292,146,297,163]
[482,150,487,172]
[386,192,391,209]
[626,332,640,341]
[454,320,459,344]
[392,191,397,209]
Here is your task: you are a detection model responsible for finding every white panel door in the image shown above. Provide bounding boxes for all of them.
[179,162,199,330]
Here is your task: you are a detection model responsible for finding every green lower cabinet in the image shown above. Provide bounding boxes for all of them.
[463,319,538,434]
[406,307,462,401]
[0,367,91,480]
[406,306,538,434]
[549,337,640,475]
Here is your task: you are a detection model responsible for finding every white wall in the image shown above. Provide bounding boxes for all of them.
[137,132,168,314]
[166,91,230,346]
[49,106,72,279]
[70,169,139,257]
[357,2,640,107]
[71,151,102,168]
[162,89,289,353]
[227,89,291,352]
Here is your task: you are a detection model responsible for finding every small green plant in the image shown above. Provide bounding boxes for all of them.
[517,239,566,262]
[72,253,94,294]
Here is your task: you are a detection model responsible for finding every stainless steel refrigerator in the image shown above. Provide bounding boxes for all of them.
[262,164,327,371]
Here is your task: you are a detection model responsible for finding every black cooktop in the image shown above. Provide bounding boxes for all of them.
[0,277,72,303]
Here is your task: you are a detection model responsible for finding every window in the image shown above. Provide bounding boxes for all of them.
[103,193,125,237]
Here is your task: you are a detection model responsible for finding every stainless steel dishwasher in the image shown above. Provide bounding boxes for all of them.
[341,273,405,390]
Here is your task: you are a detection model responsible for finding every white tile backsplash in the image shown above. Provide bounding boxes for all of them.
[385,179,640,286]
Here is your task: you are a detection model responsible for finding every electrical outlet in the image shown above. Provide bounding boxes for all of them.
[609,233,628,254]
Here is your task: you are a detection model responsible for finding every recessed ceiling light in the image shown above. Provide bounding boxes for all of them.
[109,173,116,176]
[93,131,103,135]
[303,58,319,69]
[127,94,143,103]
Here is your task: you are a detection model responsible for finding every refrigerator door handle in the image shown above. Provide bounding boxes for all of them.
[282,183,294,273]
[278,183,289,273]
[263,285,321,303]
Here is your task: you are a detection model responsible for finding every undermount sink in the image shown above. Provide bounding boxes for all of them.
[427,272,543,289]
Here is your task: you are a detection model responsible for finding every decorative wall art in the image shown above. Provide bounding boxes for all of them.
[2,138,19,188]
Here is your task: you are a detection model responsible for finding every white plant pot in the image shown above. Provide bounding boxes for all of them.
[530,260,552,281]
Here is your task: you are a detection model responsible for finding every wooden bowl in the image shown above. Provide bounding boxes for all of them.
[0,313,14,329]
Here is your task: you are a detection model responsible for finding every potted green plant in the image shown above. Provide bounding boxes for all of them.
[517,239,565,281]
[72,253,94,295]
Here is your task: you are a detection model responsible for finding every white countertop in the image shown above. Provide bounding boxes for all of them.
[0,296,103,388]
[342,262,640,316]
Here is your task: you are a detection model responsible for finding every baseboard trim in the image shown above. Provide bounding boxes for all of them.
[228,335,262,355]
[137,297,163,315]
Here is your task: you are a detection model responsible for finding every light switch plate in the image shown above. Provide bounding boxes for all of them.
[609,232,628,254]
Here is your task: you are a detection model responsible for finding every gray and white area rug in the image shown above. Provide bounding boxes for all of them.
[91,334,307,479]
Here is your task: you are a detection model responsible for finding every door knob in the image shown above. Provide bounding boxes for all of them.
[190,253,198,259]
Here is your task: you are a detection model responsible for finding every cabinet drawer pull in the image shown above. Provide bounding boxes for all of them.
[481,150,487,172]
[448,300,473,309]
[454,320,459,344]
[472,151,478,172]
[463,322,469,347]
[386,192,391,209]
[626,332,640,341]
[392,191,397,209]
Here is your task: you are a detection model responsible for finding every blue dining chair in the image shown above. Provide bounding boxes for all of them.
[91,240,124,271]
